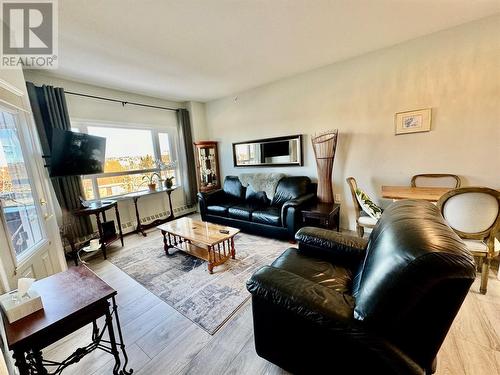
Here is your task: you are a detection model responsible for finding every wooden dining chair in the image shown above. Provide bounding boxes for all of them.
[346,177,378,238]
[411,174,461,188]
[437,187,500,294]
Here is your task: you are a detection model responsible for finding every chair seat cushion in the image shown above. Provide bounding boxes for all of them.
[228,204,255,221]
[462,238,500,254]
[252,207,282,226]
[271,248,354,293]
[358,214,378,227]
[207,202,235,216]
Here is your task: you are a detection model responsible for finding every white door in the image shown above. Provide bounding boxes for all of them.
[0,72,66,293]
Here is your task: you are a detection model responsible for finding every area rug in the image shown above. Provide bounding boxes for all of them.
[108,232,287,334]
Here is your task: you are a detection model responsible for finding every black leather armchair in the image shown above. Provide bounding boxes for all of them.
[247,200,476,374]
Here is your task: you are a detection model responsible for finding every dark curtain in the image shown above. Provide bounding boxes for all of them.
[177,108,197,206]
[26,82,92,238]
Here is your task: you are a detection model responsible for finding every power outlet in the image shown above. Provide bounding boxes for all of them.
[335,194,341,203]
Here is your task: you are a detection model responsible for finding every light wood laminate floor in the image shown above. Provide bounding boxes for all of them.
[40,229,500,375]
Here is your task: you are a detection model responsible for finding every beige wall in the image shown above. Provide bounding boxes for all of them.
[205,15,500,231]
[23,72,202,231]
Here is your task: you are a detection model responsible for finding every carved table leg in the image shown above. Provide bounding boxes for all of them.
[12,350,29,375]
[230,237,236,259]
[114,203,125,245]
[162,230,171,255]
[207,245,214,274]
[95,212,106,259]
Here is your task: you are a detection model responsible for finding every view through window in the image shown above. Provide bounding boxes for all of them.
[0,111,44,258]
[74,123,178,199]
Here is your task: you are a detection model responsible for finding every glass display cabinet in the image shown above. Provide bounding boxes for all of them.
[193,141,221,192]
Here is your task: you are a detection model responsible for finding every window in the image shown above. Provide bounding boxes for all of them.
[73,122,178,200]
[0,110,44,259]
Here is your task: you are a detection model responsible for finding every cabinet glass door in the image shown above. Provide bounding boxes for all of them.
[0,110,45,260]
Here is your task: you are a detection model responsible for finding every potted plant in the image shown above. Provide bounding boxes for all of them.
[155,159,177,189]
[142,173,161,191]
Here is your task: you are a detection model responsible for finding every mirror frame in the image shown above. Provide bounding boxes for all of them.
[232,134,303,167]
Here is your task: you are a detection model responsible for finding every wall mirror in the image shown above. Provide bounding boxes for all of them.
[233,135,303,167]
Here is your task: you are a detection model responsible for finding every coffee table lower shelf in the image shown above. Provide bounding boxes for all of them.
[160,230,235,274]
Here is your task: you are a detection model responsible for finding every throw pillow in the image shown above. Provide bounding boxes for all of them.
[355,188,383,220]
[246,185,270,206]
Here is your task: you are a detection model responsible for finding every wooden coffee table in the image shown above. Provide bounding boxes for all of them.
[157,217,240,274]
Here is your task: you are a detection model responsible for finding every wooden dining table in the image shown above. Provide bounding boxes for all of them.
[381,186,452,202]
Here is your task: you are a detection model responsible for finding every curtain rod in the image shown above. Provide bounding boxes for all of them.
[64,90,180,112]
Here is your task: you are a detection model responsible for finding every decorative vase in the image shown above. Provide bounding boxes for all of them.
[164,179,173,189]
[311,130,339,203]
[148,183,156,192]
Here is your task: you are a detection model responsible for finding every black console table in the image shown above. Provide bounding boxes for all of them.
[72,200,124,260]
[122,186,177,237]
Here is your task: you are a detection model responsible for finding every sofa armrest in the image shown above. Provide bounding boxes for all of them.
[197,189,225,206]
[281,193,316,234]
[247,265,355,326]
[295,227,368,265]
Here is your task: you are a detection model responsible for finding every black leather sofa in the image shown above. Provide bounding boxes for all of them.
[198,176,316,239]
[247,200,475,374]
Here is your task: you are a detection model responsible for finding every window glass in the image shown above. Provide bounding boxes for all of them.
[0,111,44,258]
[82,178,95,200]
[87,126,156,172]
[96,172,156,198]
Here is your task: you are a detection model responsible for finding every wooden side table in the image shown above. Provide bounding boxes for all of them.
[73,200,124,260]
[301,202,341,232]
[2,266,132,375]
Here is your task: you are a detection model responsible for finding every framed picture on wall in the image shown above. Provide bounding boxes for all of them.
[395,108,431,135]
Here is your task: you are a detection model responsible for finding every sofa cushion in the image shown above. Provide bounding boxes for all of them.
[271,247,353,293]
[224,176,246,200]
[207,202,234,216]
[246,185,271,206]
[252,207,282,226]
[228,204,255,221]
[272,176,311,206]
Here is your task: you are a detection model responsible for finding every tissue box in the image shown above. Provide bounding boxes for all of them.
[0,289,43,323]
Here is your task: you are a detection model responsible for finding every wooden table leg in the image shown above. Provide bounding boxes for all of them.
[162,230,171,255]
[12,350,29,375]
[230,237,235,259]
[133,196,147,237]
[166,190,175,221]
[95,212,107,259]
[207,245,214,274]
[114,204,124,246]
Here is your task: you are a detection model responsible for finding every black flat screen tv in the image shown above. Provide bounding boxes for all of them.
[49,129,106,177]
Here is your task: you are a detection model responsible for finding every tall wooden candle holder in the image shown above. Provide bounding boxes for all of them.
[312,130,339,203]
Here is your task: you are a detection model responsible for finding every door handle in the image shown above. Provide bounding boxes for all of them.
[40,198,47,206]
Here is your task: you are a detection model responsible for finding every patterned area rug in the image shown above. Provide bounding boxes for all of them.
[109,231,287,334]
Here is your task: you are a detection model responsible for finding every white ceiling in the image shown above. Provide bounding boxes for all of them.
[53,0,500,102]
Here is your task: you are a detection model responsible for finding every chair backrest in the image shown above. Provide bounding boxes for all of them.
[346,177,361,219]
[352,200,475,369]
[437,187,500,244]
[411,174,461,188]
